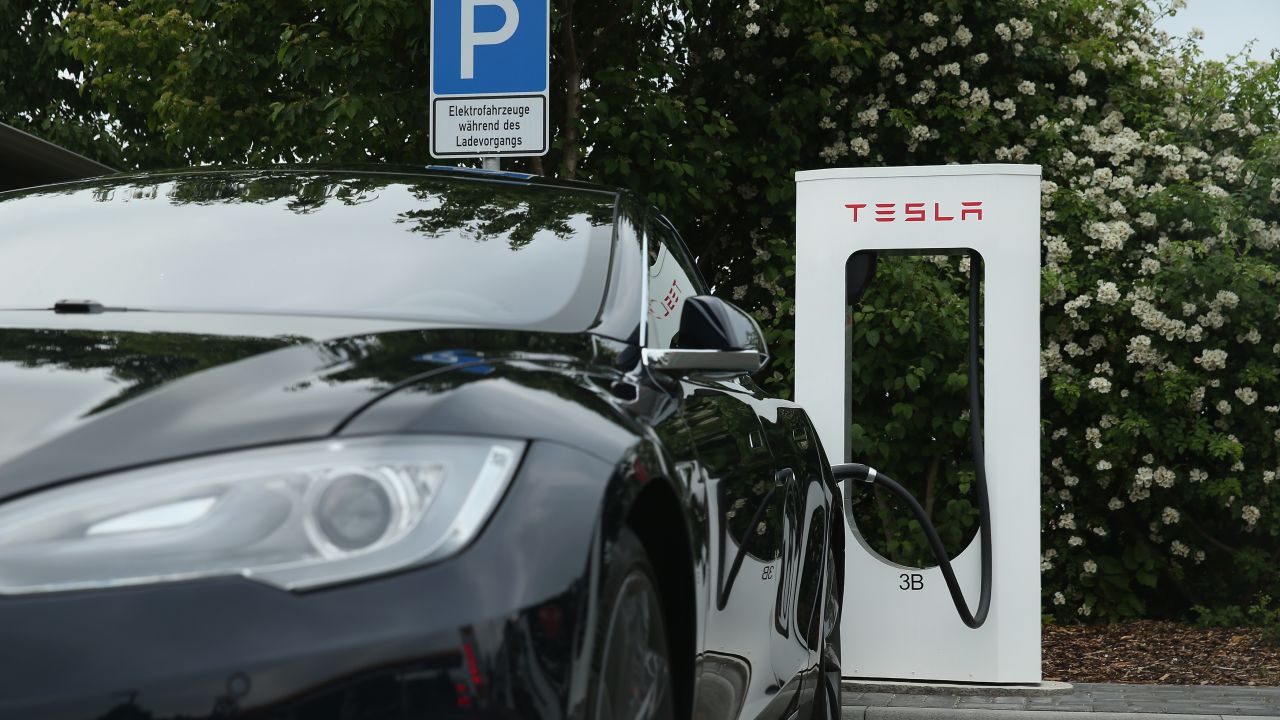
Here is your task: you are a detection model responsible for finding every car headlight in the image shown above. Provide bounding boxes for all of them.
[0,436,524,595]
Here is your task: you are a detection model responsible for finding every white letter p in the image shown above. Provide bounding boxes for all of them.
[461,0,519,80]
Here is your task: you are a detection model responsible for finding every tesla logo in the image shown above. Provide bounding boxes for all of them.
[652,278,683,319]
[844,201,984,222]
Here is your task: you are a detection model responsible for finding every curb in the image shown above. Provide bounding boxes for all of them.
[843,680,1075,697]
[841,708,1280,720]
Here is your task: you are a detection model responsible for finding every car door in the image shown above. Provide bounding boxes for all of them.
[642,216,796,720]
[761,403,832,712]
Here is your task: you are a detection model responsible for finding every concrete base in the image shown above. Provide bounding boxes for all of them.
[843,679,1074,697]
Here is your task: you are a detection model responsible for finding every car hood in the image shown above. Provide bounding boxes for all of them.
[0,312,605,501]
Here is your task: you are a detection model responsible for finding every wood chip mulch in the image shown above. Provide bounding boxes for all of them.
[1043,620,1280,686]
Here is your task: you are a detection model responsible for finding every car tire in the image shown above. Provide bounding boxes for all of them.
[589,526,676,720]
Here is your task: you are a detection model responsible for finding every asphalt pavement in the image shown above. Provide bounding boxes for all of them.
[842,682,1280,719]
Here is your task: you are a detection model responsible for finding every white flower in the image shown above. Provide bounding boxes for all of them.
[1082,559,1098,574]
[1194,349,1228,371]
[1086,220,1134,250]
[1126,335,1164,366]
[954,25,973,46]
[710,47,726,60]
[1068,535,1084,546]
[1078,604,1092,617]
[1096,281,1121,305]
[1189,469,1207,483]
[1242,505,1261,526]
[745,22,760,37]
[879,52,900,71]
[920,11,939,26]
[1018,80,1036,95]
[1161,507,1181,525]
[1108,497,1125,510]
[1059,513,1076,529]
[1155,467,1176,488]
[994,23,1012,41]
[1053,592,1066,605]
[1069,70,1088,86]
[1088,377,1112,394]
[1097,460,1113,471]
[1170,540,1190,557]
[1211,113,1236,131]
[1235,387,1258,405]
[972,52,989,66]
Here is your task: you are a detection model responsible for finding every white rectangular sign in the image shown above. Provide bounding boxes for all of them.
[431,96,546,156]
[430,0,549,158]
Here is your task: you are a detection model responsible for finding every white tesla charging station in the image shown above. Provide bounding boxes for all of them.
[795,165,1041,684]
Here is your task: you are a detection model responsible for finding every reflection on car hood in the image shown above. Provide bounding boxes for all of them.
[0,313,600,501]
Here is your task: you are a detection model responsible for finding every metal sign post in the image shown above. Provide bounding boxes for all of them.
[430,0,551,165]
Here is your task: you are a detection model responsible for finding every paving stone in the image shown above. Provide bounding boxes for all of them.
[840,681,1280,718]
[846,693,897,706]
[887,695,958,708]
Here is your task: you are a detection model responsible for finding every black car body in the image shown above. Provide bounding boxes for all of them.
[0,167,842,720]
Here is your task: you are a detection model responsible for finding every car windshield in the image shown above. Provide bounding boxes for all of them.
[0,171,617,330]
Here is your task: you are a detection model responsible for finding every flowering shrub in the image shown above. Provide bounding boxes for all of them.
[590,0,1280,621]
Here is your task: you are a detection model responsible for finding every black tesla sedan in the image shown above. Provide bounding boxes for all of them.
[0,167,842,720]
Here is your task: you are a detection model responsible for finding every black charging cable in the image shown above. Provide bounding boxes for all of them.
[833,258,992,629]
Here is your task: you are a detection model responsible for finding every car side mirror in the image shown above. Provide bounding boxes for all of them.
[642,295,770,374]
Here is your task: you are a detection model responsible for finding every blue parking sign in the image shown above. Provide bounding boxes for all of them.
[430,0,550,158]
[433,0,547,95]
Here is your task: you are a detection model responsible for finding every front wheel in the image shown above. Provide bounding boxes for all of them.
[590,527,676,720]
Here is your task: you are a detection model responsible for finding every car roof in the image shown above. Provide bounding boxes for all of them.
[0,163,627,201]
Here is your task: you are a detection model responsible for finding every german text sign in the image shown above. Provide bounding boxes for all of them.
[430,0,549,158]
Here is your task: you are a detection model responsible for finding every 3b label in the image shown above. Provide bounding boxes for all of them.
[899,573,924,591]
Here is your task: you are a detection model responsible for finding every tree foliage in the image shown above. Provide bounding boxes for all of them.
[6,0,1280,621]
